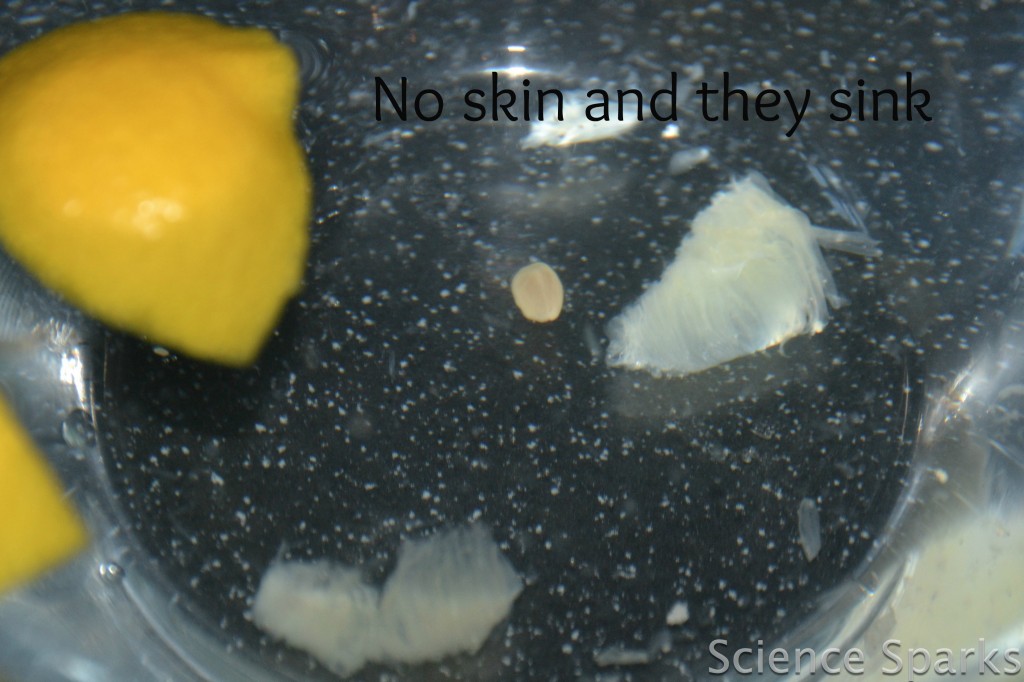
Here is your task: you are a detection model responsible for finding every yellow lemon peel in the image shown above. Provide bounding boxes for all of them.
[0,395,88,594]
[0,13,311,365]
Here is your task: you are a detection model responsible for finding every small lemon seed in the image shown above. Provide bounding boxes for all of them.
[511,262,563,323]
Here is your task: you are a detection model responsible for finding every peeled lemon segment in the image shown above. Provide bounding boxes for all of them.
[0,395,88,595]
[0,13,311,366]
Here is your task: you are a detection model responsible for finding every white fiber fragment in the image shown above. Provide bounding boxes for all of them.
[522,91,640,148]
[668,146,711,175]
[595,630,674,668]
[252,524,522,674]
[797,497,822,561]
[594,645,653,667]
[665,600,690,626]
[606,172,878,377]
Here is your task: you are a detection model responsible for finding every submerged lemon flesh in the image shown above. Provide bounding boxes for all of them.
[0,396,88,594]
[0,13,311,365]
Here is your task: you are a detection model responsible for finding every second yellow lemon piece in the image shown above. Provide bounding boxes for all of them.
[0,13,311,365]
[0,395,88,595]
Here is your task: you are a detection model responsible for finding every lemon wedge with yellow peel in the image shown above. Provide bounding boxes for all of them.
[0,13,311,366]
[0,395,88,594]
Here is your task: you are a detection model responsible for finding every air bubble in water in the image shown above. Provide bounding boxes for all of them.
[277,30,330,86]
[61,409,96,448]
[99,562,124,582]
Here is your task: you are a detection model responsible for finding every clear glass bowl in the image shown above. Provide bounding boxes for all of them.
[1,1,1022,680]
